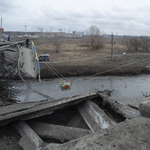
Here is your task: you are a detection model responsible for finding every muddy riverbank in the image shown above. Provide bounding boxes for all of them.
[3,65,150,80]
[40,64,150,79]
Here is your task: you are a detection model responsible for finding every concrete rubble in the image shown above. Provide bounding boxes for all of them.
[0,90,150,150]
[47,117,150,150]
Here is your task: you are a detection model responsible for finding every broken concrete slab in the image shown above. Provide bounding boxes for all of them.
[28,121,92,143]
[0,92,98,127]
[77,100,116,132]
[139,101,150,118]
[21,47,38,78]
[97,92,141,118]
[14,121,44,150]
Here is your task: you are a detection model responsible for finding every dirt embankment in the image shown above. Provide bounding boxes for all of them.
[40,63,150,79]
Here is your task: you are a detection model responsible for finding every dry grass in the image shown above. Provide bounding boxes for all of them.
[29,37,129,64]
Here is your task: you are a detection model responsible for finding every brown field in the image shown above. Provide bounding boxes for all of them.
[30,37,127,64]
[30,37,149,66]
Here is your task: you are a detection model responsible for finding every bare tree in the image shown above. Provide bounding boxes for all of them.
[124,36,141,51]
[123,36,132,51]
[52,37,61,53]
[85,25,104,50]
[130,37,141,51]
[140,36,150,51]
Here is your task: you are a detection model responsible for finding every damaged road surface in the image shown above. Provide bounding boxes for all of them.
[0,91,149,150]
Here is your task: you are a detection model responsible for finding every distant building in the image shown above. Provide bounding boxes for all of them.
[72,31,83,37]
[3,30,77,38]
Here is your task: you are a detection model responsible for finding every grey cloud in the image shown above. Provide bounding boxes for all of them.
[68,11,85,19]
[0,0,14,8]
[2,0,150,36]
[112,5,128,13]
[88,9,108,19]
[40,6,86,30]
[135,6,150,12]
[0,0,18,13]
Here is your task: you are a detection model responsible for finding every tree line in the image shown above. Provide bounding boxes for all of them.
[123,36,150,51]
[50,25,150,52]
[86,25,150,52]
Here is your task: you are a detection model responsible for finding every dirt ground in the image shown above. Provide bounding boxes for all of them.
[52,117,150,150]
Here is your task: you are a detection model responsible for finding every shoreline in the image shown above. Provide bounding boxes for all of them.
[1,65,150,79]
[40,65,150,79]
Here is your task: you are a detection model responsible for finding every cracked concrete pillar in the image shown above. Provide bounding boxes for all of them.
[14,121,44,150]
[77,100,117,132]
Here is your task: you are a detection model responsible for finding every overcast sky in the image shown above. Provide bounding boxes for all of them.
[0,0,150,35]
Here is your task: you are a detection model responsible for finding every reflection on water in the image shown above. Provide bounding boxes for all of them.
[1,75,150,103]
[0,80,18,105]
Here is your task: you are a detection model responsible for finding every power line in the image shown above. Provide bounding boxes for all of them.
[45,62,67,81]
[47,55,150,83]
[86,56,150,79]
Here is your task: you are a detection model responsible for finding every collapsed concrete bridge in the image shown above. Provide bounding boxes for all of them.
[0,90,143,150]
[0,39,40,79]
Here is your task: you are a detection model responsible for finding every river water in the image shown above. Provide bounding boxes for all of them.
[1,75,150,103]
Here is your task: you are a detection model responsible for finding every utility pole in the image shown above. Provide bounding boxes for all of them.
[111,32,113,60]
[40,27,43,37]
[0,14,2,35]
[24,25,27,35]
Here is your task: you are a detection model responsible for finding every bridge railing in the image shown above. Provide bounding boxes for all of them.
[17,45,23,75]
[30,41,41,82]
